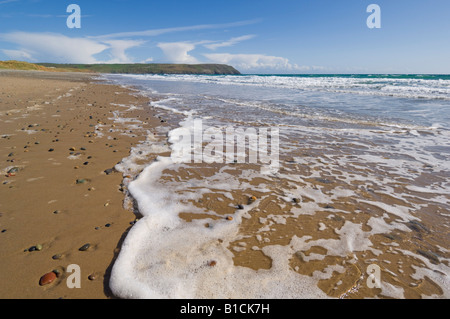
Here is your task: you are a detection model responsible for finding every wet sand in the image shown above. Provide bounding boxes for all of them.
[0,70,162,299]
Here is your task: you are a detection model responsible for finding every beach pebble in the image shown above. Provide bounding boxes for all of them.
[52,254,62,260]
[76,179,87,184]
[88,274,97,281]
[79,243,91,251]
[237,204,244,210]
[104,168,114,175]
[248,196,257,204]
[226,216,234,221]
[208,260,217,267]
[39,272,57,286]
[48,148,54,152]
[293,198,301,204]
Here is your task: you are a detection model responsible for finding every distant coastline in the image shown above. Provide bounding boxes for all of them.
[38,62,241,75]
[0,60,241,75]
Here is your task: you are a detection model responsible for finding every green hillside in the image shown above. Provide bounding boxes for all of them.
[37,63,241,75]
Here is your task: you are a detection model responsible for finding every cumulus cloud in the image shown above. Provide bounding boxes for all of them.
[0,31,145,63]
[203,35,255,50]
[203,53,301,72]
[0,32,108,63]
[1,49,34,61]
[101,39,145,63]
[157,42,198,64]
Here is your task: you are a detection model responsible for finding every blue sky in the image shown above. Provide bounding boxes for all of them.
[0,0,449,74]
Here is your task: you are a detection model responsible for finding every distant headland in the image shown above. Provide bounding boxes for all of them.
[0,60,241,75]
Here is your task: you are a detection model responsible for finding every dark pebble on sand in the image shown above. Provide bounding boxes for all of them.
[79,243,91,251]
[104,168,114,175]
[48,148,54,152]
[237,204,244,210]
[52,254,62,260]
[76,179,87,184]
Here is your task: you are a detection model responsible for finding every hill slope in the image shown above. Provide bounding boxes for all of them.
[0,60,89,72]
[37,63,241,75]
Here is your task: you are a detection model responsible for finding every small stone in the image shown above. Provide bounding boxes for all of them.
[293,198,301,204]
[52,254,62,260]
[79,243,91,251]
[105,223,111,228]
[104,168,114,175]
[53,210,61,215]
[7,167,19,174]
[39,272,57,286]
[208,260,217,267]
[28,246,37,252]
[226,216,234,221]
[35,244,43,251]
[237,204,244,210]
[88,274,97,281]
[76,179,86,184]
[248,196,257,204]
[69,147,76,151]
[48,148,54,152]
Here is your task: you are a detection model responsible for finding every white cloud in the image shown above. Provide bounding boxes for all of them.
[203,35,255,50]
[93,19,260,40]
[0,32,146,64]
[157,42,198,64]
[204,53,301,72]
[1,49,34,61]
[0,32,108,63]
[102,39,145,63]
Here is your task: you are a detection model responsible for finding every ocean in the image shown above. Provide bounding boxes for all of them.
[101,73,450,299]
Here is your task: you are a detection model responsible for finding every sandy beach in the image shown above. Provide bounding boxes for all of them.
[1,70,448,300]
[0,70,162,299]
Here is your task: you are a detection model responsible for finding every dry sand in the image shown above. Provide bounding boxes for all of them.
[0,70,162,299]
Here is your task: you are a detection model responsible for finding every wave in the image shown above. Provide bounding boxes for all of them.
[119,74,450,101]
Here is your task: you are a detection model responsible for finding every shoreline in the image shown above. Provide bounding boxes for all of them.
[0,70,164,299]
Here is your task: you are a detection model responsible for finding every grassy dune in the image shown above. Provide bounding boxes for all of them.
[0,60,90,73]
